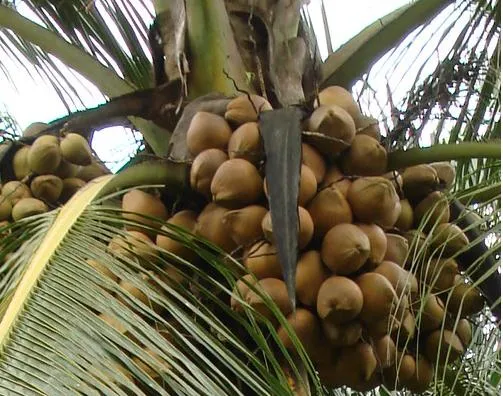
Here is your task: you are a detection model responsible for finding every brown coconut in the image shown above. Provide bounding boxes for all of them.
[382,170,404,194]
[2,181,32,205]
[421,257,458,292]
[333,342,378,391]
[322,319,362,347]
[384,233,409,266]
[372,335,397,369]
[221,205,268,246]
[76,161,109,181]
[230,274,257,313]
[430,162,455,189]
[0,196,12,221]
[122,189,167,233]
[156,210,198,261]
[194,203,236,253]
[355,115,381,140]
[59,133,93,166]
[246,278,293,324]
[382,353,416,390]
[295,250,329,306]
[28,135,61,174]
[356,272,398,323]
[342,134,387,176]
[225,95,272,126]
[314,85,361,122]
[404,355,433,393]
[321,165,351,196]
[277,308,321,357]
[375,261,418,299]
[12,146,31,180]
[60,178,86,201]
[402,164,439,203]
[22,122,48,138]
[394,199,414,231]
[186,112,232,156]
[227,122,263,165]
[11,198,48,221]
[316,276,364,324]
[357,223,387,269]
[30,175,63,203]
[430,222,469,257]
[414,191,450,231]
[302,143,326,184]
[244,241,282,280]
[425,329,464,365]
[413,293,445,332]
[443,275,485,316]
[190,148,228,198]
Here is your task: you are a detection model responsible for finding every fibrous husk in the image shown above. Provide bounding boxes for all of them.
[341,134,387,176]
[356,272,398,323]
[221,205,267,246]
[194,203,236,253]
[245,278,293,324]
[404,355,433,393]
[11,197,48,220]
[211,159,263,208]
[430,223,469,257]
[413,293,445,332]
[321,223,370,275]
[156,210,198,262]
[421,257,458,292]
[375,260,418,299]
[394,199,414,231]
[227,122,263,165]
[60,133,93,165]
[0,195,12,221]
[430,162,455,189]
[295,250,329,306]
[322,319,362,347]
[414,191,450,231]
[225,94,272,126]
[60,178,86,201]
[76,161,109,181]
[443,275,485,316]
[186,111,232,156]
[2,181,32,204]
[384,233,409,266]
[402,164,439,203]
[315,86,361,122]
[28,135,61,174]
[372,335,397,369]
[12,146,31,180]
[30,175,63,203]
[347,177,401,229]
[190,148,228,198]
[307,185,353,240]
[317,275,363,324]
[321,165,351,196]
[122,189,167,233]
[277,308,321,357]
[262,206,314,249]
[355,115,380,140]
[244,241,282,279]
[424,329,464,365]
[357,223,387,269]
[22,122,48,137]
[302,143,326,184]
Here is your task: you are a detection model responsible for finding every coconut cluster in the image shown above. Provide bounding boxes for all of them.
[0,125,109,226]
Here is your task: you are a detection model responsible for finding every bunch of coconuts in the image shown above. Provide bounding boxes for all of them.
[110,86,486,393]
[0,124,110,227]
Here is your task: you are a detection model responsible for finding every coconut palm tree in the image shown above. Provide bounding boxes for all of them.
[0,0,500,395]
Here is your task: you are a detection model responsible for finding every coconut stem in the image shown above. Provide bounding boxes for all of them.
[387,142,500,170]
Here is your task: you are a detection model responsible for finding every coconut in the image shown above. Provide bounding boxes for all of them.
[316,276,363,324]
[221,205,268,246]
[2,181,32,204]
[108,231,158,262]
[413,293,445,332]
[28,135,61,174]
[230,274,257,313]
[321,223,370,275]
[382,353,416,390]
[310,335,337,366]
[314,86,361,122]
[402,164,439,203]
[382,170,404,194]
[372,335,397,369]
[87,259,118,283]
[414,191,450,231]
[403,229,428,270]
[421,257,458,292]
[225,94,272,126]
[307,185,353,240]
[194,203,236,253]
[443,275,484,316]
[59,133,93,165]
[277,308,321,356]
[76,161,109,181]
[341,134,387,176]
[430,162,455,189]
[425,329,464,365]
[30,175,63,203]
[356,272,398,323]
[190,148,228,198]
[333,342,378,390]
[384,233,409,266]
[122,189,167,233]
[316,361,342,388]
[322,319,362,347]
[355,115,380,140]
[394,199,414,231]
[357,223,387,269]
[186,111,232,156]
[22,122,48,137]
[301,143,326,184]
[453,318,472,347]
[375,261,418,299]
[60,178,86,201]
[347,177,401,229]
[156,210,198,261]
[404,355,433,393]
[366,315,400,338]
[211,159,263,208]
[393,310,416,347]
[430,223,469,257]
[0,196,12,221]
[53,159,78,179]
[321,165,351,196]
[244,241,282,279]
[11,198,48,221]
[227,122,263,165]
[263,164,317,206]
[12,146,31,180]
[245,278,293,323]
[262,206,314,249]
[305,105,356,155]
[295,250,329,306]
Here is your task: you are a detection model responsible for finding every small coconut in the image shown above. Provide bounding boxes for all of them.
[393,310,416,346]
[305,105,356,155]
[12,146,31,180]
[227,122,263,164]
[443,275,485,316]
[366,315,400,338]
[347,177,401,229]
[372,335,397,369]
[404,355,433,393]
[211,159,263,208]
[2,181,32,204]
[186,111,232,156]
[245,278,293,324]
[28,135,61,174]
[321,223,370,275]
[11,198,48,221]
[194,203,236,253]
[430,223,469,257]
[382,353,416,390]
[230,274,257,313]
[384,233,409,266]
[262,206,314,249]
[355,115,380,140]
[357,223,387,269]
[190,148,228,198]
[403,229,429,269]
[302,143,326,184]
[307,185,353,240]
[122,189,167,233]
[402,164,439,203]
[356,272,398,323]
[264,164,317,206]
[53,159,78,179]
[108,231,158,262]
[394,199,414,231]
[375,261,418,299]
[244,241,282,279]
[30,175,63,203]
[316,276,364,324]
[295,250,329,306]
[414,191,450,231]
[0,196,12,221]
[59,133,93,165]
[321,165,351,196]
[413,293,445,332]
[60,178,86,201]
[277,308,321,357]
[314,86,361,122]
[382,171,404,194]
[342,134,387,176]
[87,259,118,283]
[156,210,198,261]
[425,329,464,365]
[221,205,267,246]
[225,94,272,126]
[453,318,472,347]
[76,161,109,181]
[421,257,458,292]
[430,162,455,189]
[22,122,48,137]
[333,342,378,390]
[322,319,362,347]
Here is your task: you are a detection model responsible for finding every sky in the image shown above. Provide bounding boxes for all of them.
[0,0,417,170]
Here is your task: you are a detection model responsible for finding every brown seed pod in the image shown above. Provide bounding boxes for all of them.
[2,181,32,205]
[372,335,397,369]
[22,122,48,138]
[333,342,378,390]
[156,210,198,261]
[230,274,257,313]
[421,257,458,292]
[402,164,439,203]
[194,203,236,253]
[321,223,370,275]
[227,122,263,165]
[342,134,387,176]
[221,205,268,246]
[12,146,31,180]
[430,162,455,189]
[430,223,469,257]
[414,191,450,231]
[11,197,48,221]
[246,278,293,324]
[0,195,12,221]
[186,112,232,156]
[355,115,380,140]
[394,199,414,231]
[225,95,272,126]
[347,177,401,229]
[190,149,228,198]
[60,133,93,166]
[122,189,167,233]
[443,275,485,316]
[315,85,361,122]
[413,293,445,332]
[60,178,86,201]
[404,355,433,393]
[382,353,416,390]
[76,161,110,181]
[244,241,282,280]
[307,185,353,240]
[295,250,329,306]
[28,135,61,174]
[384,233,409,266]
[277,308,321,357]
[317,276,364,324]
[357,223,387,269]
[356,272,398,323]
[375,261,418,299]
[425,329,464,365]
[321,319,362,347]
[262,206,314,249]
[30,175,63,203]
[301,143,326,184]
[211,159,263,208]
